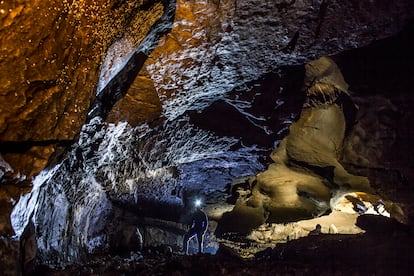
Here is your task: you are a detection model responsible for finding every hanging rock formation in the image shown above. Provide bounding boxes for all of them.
[123,0,414,122]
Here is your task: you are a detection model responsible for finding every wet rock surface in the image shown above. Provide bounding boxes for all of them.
[141,0,414,122]
[0,0,167,141]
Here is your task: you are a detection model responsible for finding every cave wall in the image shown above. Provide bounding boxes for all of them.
[0,0,167,179]
[0,1,169,272]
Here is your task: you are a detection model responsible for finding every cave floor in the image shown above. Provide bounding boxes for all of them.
[35,217,414,275]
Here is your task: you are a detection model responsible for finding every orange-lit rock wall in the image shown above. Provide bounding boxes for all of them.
[0,0,166,178]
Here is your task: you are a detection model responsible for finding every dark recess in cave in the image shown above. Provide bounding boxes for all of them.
[333,19,414,199]
[333,20,414,97]
[188,66,306,150]
[0,140,73,154]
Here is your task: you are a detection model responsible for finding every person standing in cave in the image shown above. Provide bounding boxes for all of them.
[182,199,208,254]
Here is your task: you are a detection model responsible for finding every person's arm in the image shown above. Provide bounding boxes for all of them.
[189,218,195,229]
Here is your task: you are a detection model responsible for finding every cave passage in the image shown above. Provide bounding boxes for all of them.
[4,2,414,274]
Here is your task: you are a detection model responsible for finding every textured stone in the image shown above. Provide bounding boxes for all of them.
[1,0,413,179]
[2,144,56,180]
[140,0,413,121]
[0,154,13,181]
[106,73,162,127]
[0,0,167,178]
[216,57,379,234]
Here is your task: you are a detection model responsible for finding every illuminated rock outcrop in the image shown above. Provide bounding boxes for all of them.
[133,0,413,121]
[216,57,401,235]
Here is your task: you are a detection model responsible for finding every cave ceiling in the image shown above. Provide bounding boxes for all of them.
[0,0,412,179]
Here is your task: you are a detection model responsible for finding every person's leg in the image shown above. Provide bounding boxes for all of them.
[182,233,190,254]
[183,230,196,254]
[196,232,204,253]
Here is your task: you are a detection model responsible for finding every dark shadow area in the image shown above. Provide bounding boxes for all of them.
[189,66,306,149]
[333,19,414,97]
[333,19,414,222]
[0,140,72,154]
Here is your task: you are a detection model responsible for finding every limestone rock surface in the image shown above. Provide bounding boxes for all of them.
[138,0,413,121]
[216,57,387,234]
[0,0,167,178]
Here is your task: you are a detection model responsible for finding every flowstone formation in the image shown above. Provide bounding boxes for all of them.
[215,57,403,256]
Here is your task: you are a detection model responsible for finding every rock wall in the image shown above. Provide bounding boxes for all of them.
[0,0,167,179]
[215,56,407,241]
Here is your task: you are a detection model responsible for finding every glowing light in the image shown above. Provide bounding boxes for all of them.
[195,199,201,207]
